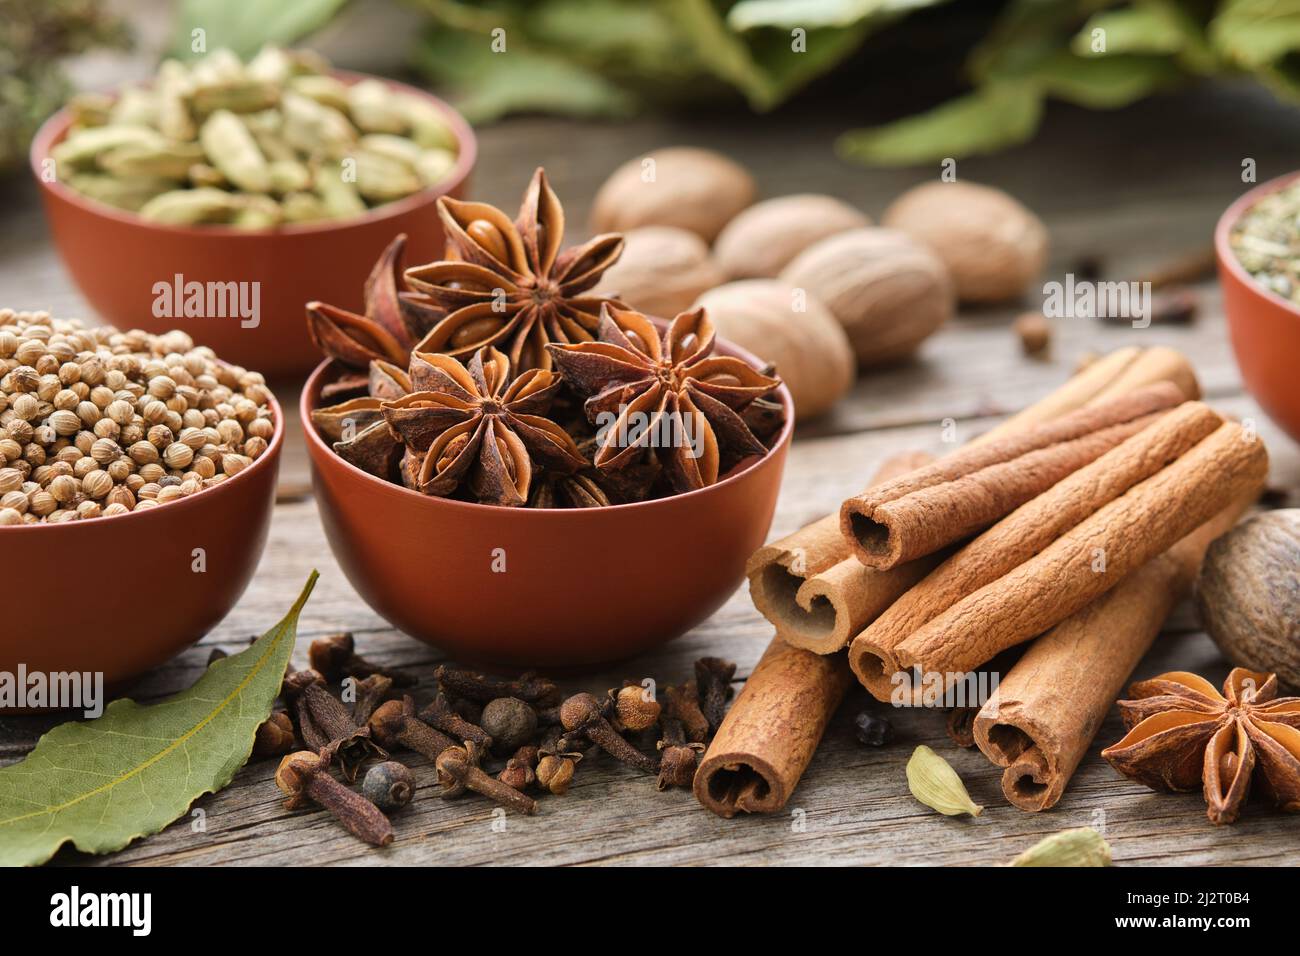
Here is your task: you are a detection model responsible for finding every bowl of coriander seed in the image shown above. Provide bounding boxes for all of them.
[30,46,476,378]
[0,310,282,701]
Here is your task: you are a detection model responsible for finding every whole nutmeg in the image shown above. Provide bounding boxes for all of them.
[882,181,1048,303]
[479,696,538,754]
[695,279,854,420]
[593,226,724,318]
[590,146,756,242]
[1196,510,1300,689]
[714,194,870,279]
[780,228,952,367]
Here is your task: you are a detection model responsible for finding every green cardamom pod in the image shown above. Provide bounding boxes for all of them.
[1010,828,1112,867]
[67,174,173,212]
[99,141,204,179]
[268,159,311,194]
[313,158,366,218]
[347,78,408,134]
[401,94,457,152]
[189,79,280,118]
[288,74,351,113]
[416,148,456,186]
[52,125,165,168]
[138,187,243,225]
[200,109,271,193]
[281,191,331,223]
[906,745,983,817]
[106,88,158,128]
[281,91,356,154]
[351,149,422,202]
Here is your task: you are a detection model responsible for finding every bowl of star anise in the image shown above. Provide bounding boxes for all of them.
[300,169,792,667]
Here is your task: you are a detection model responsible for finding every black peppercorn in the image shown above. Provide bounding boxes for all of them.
[853,710,893,747]
[360,760,416,813]
[479,697,538,754]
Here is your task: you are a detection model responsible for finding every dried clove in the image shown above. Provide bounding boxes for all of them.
[351,673,395,725]
[656,718,705,791]
[536,728,583,795]
[560,693,658,774]
[283,668,383,780]
[276,751,394,846]
[361,760,416,813]
[479,697,538,754]
[436,745,537,815]
[694,657,736,735]
[663,681,709,743]
[252,710,297,757]
[309,632,416,687]
[498,745,539,792]
[608,682,661,733]
[435,665,560,706]
[419,692,494,753]
[368,696,459,763]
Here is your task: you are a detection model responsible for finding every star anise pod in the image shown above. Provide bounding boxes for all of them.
[1102,668,1300,825]
[545,304,781,493]
[402,167,625,373]
[380,346,586,507]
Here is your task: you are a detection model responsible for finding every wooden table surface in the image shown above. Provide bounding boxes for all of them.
[3,82,1299,866]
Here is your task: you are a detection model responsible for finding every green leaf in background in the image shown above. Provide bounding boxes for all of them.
[172,0,350,59]
[1027,51,1184,107]
[837,82,1043,166]
[729,0,944,31]
[0,572,318,866]
[1211,0,1300,68]
[415,27,637,122]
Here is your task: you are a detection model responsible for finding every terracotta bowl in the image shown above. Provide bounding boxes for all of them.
[301,350,794,669]
[1216,173,1300,444]
[0,391,283,707]
[30,73,476,379]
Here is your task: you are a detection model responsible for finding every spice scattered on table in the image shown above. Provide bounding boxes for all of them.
[906,745,983,818]
[1010,827,1111,867]
[1102,667,1300,825]
[55,47,459,225]
[0,309,274,524]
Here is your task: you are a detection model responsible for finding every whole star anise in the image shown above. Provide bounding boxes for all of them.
[545,304,782,492]
[306,234,442,376]
[402,168,625,373]
[1102,668,1300,825]
[381,347,586,507]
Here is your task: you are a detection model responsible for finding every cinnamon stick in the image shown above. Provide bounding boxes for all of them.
[848,400,1226,700]
[972,495,1253,811]
[693,638,850,818]
[746,347,1199,654]
[891,421,1268,695]
[839,382,1184,569]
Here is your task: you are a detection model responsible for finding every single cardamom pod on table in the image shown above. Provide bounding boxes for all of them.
[906,745,983,817]
[1010,827,1112,867]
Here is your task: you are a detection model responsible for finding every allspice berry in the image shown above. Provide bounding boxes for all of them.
[696,279,854,420]
[590,146,755,242]
[1014,312,1052,358]
[479,697,538,754]
[882,181,1048,303]
[781,228,952,367]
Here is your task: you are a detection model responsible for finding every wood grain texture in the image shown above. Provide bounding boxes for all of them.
[2,83,1300,866]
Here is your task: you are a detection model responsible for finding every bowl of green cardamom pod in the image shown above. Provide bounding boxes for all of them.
[31,46,476,379]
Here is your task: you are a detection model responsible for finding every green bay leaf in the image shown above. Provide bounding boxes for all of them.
[172,0,350,59]
[0,571,318,866]
[837,83,1043,166]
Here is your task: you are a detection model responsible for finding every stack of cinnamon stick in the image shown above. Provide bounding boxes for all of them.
[695,347,1269,818]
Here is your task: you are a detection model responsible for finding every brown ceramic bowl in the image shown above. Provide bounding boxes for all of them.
[0,391,283,706]
[30,72,476,379]
[302,348,794,669]
[1216,173,1300,444]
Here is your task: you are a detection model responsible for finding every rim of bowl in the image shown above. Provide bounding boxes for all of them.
[1215,170,1300,323]
[29,69,477,239]
[300,342,796,517]
[0,380,284,533]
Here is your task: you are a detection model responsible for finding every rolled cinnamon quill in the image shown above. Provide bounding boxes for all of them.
[849,400,1226,700]
[694,637,851,818]
[972,496,1252,811]
[839,382,1184,570]
[747,347,1199,654]
[890,420,1268,697]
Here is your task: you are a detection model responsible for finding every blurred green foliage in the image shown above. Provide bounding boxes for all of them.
[157,0,1300,164]
[0,0,128,174]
